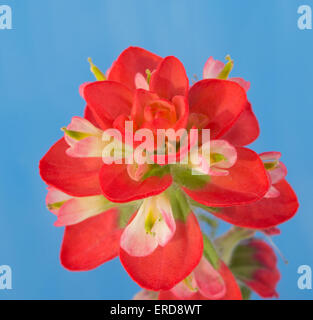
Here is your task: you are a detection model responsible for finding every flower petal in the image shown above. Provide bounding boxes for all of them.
[209,140,237,169]
[159,261,242,300]
[63,117,105,158]
[84,106,103,128]
[172,95,189,130]
[211,179,299,229]
[218,261,243,300]
[39,138,103,197]
[230,77,251,92]
[170,277,198,299]
[99,163,172,202]
[120,212,203,291]
[150,56,189,100]
[219,102,260,146]
[82,81,133,129]
[203,57,225,79]
[259,152,281,161]
[66,116,102,135]
[135,73,149,90]
[55,196,109,227]
[264,185,280,198]
[184,147,270,207]
[46,187,72,215]
[230,239,280,298]
[193,257,226,299]
[270,163,287,185]
[65,136,104,158]
[120,206,159,257]
[120,195,176,257]
[60,208,123,271]
[133,290,158,300]
[189,79,247,139]
[108,46,162,91]
[131,89,160,128]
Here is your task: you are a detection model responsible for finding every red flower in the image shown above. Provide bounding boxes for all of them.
[44,185,203,290]
[158,258,242,300]
[39,47,298,294]
[230,238,280,298]
[207,152,299,229]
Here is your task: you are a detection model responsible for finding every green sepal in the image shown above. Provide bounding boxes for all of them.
[240,286,252,300]
[61,127,92,141]
[215,227,255,265]
[189,198,220,214]
[165,186,190,222]
[118,201,142,228]
[202,233,220,270]
[217,55,234,80]
[142,164,170,180]
[171,165,210,190]
[229,242,261,281]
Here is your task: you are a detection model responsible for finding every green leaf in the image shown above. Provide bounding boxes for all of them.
[171,165,210,190]
[142,164,170,180]
[202,234,220,270]
[240,286,252,300]
[166,187,190,222]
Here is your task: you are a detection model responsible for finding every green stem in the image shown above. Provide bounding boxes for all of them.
[214,226,255,265]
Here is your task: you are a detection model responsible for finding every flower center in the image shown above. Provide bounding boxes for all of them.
[143,100,177,130]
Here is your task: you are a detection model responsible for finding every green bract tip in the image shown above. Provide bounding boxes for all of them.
[217,55,234,80]
[88,57,106,81]
[62,127,93,141]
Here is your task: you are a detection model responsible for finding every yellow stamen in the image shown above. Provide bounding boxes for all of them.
[145,209,157,235]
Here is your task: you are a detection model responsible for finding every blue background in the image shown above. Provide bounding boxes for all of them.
[0,0,312,300]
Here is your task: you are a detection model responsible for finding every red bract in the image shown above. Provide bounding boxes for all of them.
[61,208,123,271]
[39,47,298,298]
[207,152,299,229]
[230,238,280,298]
[120,213,203,291]
[158,260,242,300]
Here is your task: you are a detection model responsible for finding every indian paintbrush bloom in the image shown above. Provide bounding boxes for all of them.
[39,47,298,298]
[230,238,280,298]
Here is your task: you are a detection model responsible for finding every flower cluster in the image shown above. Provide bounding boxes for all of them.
[39,47,298,299]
